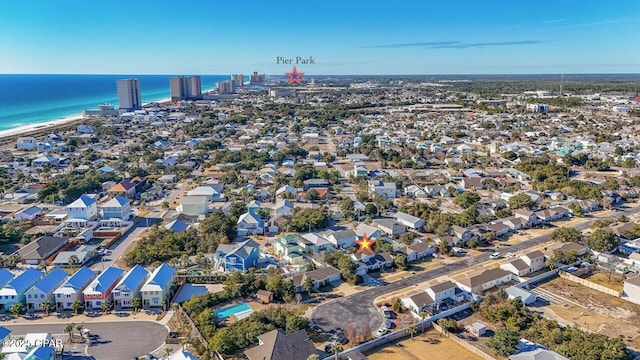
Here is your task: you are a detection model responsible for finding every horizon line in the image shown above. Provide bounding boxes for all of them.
[1,72,640,77]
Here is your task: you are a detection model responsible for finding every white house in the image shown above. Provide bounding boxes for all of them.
[623,276,640,303]
[396,241,434,262]
[394,211,426,229]
[326,229,357,249]
[456,268,513,294]
[66,194,98,221]
[100,195,131,220]
[53,267,97,310]
[25,268,68,312]
[237,211,264,237]
[368,180,397,199]
[426,280,459,306]
[14,206,42,221]
[177,196,208,216]
[272,200,294,217]
[16,137,37,151]
[502,250,546,276]
[112,265,149,309]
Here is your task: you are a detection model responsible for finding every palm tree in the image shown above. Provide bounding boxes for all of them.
[64,323,75,343]
[68,255,80,270]
[329,342,343,358]
[76,323,84,339]
[38,260,48,275]
[9,302,23,319]
[71,299,83,315]
[41,300,52,317]
[407,324,417,340]
[131,297,142,314]
[101,300,113,314]
[164,347,173,358]
[419,310,429,333]
[307,355,320,360]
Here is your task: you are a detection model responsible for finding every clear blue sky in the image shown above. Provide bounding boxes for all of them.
[1,0,639,75]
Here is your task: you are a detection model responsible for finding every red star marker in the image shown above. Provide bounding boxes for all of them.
[286,66,304,85]
[355,233,374,254]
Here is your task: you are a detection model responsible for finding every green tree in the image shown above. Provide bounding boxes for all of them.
[340,198,355,219]
[454,191,481,209]
[305,188,319,202]
[41,300,52,316]
[307,354,320,360]
[131,297,142,314]
[488,327,520,357]
[394,254,407,270]
[550,227,583,244]
[508,193,535,210]
[329,342,343,357]
[585,229,620,253]
[568,203,583,217]
[407,324,417,340]
[71,299,83,315]
[364,203,378,217]
[303,276,314,295]
[101,300,113,314]
[65,323,75,343]
[68,255,80,270]
[9,302,23,319]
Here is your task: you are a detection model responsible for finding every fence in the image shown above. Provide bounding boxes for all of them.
[558,270,622,297]
[328,302,472,360]
[173,304,209,352]
[431,322,496,360]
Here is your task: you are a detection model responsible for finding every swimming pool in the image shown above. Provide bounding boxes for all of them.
[215,302,253,319]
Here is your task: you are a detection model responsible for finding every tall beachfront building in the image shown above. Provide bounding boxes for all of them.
[231,74,244,87]
[170,76,201,102]
[116,78,142,111]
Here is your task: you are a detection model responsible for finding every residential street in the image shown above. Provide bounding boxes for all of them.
[311,206,640,334]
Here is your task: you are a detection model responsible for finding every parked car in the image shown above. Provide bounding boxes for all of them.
[489,252,501,259]
[506,252,515,258]
[375,327,388,337]
[383,310,396,319]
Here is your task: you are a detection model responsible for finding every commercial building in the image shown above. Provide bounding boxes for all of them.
[231,74,244,87]
[249,71,265,85]
[116,78,142,111]
[170,76,201,102]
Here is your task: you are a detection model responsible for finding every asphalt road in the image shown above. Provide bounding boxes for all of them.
[311,206,640,334]
[4,321,167,360]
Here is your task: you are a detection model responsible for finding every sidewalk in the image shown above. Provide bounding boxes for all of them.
[1,310,170,326]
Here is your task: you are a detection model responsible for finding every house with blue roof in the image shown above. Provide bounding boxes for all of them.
[112,265,149,309]
[25,268,68,312]
[165,219,190,233]
[141,264,176,309]
[66,194,98,220]
[83,266,124,309]
[0,268,44,310]
[0,269,15,290]
[53,267,97,310]
[100,195,131,220]
[215,239,260,272]
[13,205,42,221]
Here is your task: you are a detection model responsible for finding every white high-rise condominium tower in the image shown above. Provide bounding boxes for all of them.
[116,78,142,111]
[170,76,201,102]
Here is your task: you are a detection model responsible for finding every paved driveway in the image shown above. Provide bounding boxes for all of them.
[311,206,640,335]
[5,321,167,360]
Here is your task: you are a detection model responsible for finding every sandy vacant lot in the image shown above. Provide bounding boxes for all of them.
[366,330,484,360]
[537,277,640,349]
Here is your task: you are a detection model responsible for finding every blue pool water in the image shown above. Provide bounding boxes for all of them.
[215,302,252,319]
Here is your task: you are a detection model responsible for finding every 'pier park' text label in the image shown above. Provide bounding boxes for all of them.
[277,56,315,64]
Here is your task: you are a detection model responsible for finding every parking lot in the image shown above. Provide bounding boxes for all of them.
[5,321,167,360]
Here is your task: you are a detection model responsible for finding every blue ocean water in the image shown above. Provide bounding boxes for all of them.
[0,74,230,131]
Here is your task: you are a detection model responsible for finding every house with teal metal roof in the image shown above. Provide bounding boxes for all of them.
[112,265,149,309]
[83,266,124,310]
[25,268,68,312]
[141,264,176,309]
[0,268,44,310]
[53,267,97,310]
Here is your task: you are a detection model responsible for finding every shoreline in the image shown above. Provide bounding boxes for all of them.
[0,97,174,142]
